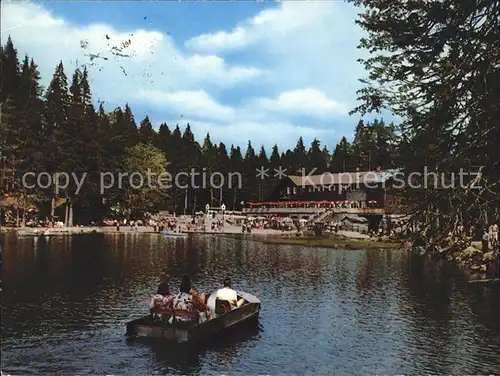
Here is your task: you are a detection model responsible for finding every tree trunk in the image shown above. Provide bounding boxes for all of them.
[68,200,73,227]
[193,189,197,215]
[209,167,214,206]
[184,188,188,215]
[65,200,69,226]
[172,187,177,214]
[51,197,55,218]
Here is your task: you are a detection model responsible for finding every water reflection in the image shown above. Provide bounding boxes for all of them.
[2,232,499,375]
[127,322,262,375]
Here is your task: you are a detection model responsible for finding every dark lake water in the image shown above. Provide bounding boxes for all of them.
[1,233,500,375]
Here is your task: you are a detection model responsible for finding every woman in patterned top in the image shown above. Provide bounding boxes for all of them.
[149,281,174,322]
[170,275,208,324]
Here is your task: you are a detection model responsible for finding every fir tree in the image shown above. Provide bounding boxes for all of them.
[307,138,327,173]
[1,36,20,102]
[44,61,70,174]
[156,123,171,153]
[258,145,268,165]
[269,144,281,170]
[331,137,353,172]
[293,137,307,173]
[138,116,156,145]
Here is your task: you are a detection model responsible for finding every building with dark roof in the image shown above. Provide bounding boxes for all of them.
[268,169,401,208]
[241,169,411,229]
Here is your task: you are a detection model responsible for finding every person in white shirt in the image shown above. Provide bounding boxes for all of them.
[216,277,244,308]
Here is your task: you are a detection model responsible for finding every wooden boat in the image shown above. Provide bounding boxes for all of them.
[125,290,261,342]
[160,230,188,237]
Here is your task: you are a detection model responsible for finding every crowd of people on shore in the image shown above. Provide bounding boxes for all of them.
[481,223,499,251]
[446,222,498,252]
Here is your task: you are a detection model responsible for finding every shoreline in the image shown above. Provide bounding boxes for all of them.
[1,225,402,251]
[0,225,290,237]
[262,235,402,250]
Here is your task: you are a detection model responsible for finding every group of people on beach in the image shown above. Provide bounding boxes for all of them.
[148,276,244,324]
[482,223,499,251]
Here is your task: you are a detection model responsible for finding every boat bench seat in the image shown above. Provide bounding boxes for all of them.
[150,308,198,318]
[215,299,233,315]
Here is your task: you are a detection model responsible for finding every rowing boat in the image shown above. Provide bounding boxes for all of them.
[125,290,261,342]
[161,231,188,237]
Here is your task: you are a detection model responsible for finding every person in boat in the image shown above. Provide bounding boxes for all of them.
[149,281,174,322]
[216,277,244,308]
[171,275,208,324]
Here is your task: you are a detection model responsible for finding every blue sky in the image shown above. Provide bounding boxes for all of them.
[1,1,394,152]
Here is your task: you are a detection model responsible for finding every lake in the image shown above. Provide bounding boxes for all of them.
[1,233,499,375]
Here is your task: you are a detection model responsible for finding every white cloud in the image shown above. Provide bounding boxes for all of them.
[1,1,373,149]
[186,2,359,53]
[185,2,329,52]
[186,26,250,52]
[139,87,348,126]
[137,89,235,122]
[186,1,366,106]
[0,2,264,104]
[249,89,349,119]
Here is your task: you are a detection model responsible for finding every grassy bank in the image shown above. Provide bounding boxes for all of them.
[263,234,402,250]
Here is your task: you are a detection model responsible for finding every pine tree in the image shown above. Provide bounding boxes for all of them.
[122,104,138,148]
[44,61,70,174]
[169,125,183,169]
[202,133,216,165]
[138,116,156,145]
[81,67,92,106]
[331,137,353,172]
[1,36,20,102]
[181,124,201,174]
[97,103,120,217]
[0,37,21,198]
[244,141,257,170]
[352,119,371,170]
[183,123,195,144]
[217,142,229,171]
[229,145,243,209]
[201,133,217,205]
[79,69,102,218]
[230,145,243,169]
[63,66,94,224]
[0,46,44,223]
[167,125,184,213]
[157,122,171,154]
[258,146,268,165]
[18,56,44,172]
[216,142,230,206]
[43,61,71,217]
[269,144,281,170]
[293,137,307,174]
[281,150,294,174]
[307,138,327,173]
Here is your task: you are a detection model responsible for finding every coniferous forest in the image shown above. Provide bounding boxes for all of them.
[0,36,400,225]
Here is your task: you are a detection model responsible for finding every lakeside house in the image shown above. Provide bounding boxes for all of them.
[242,168,412,230]
[268,168,400,207]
